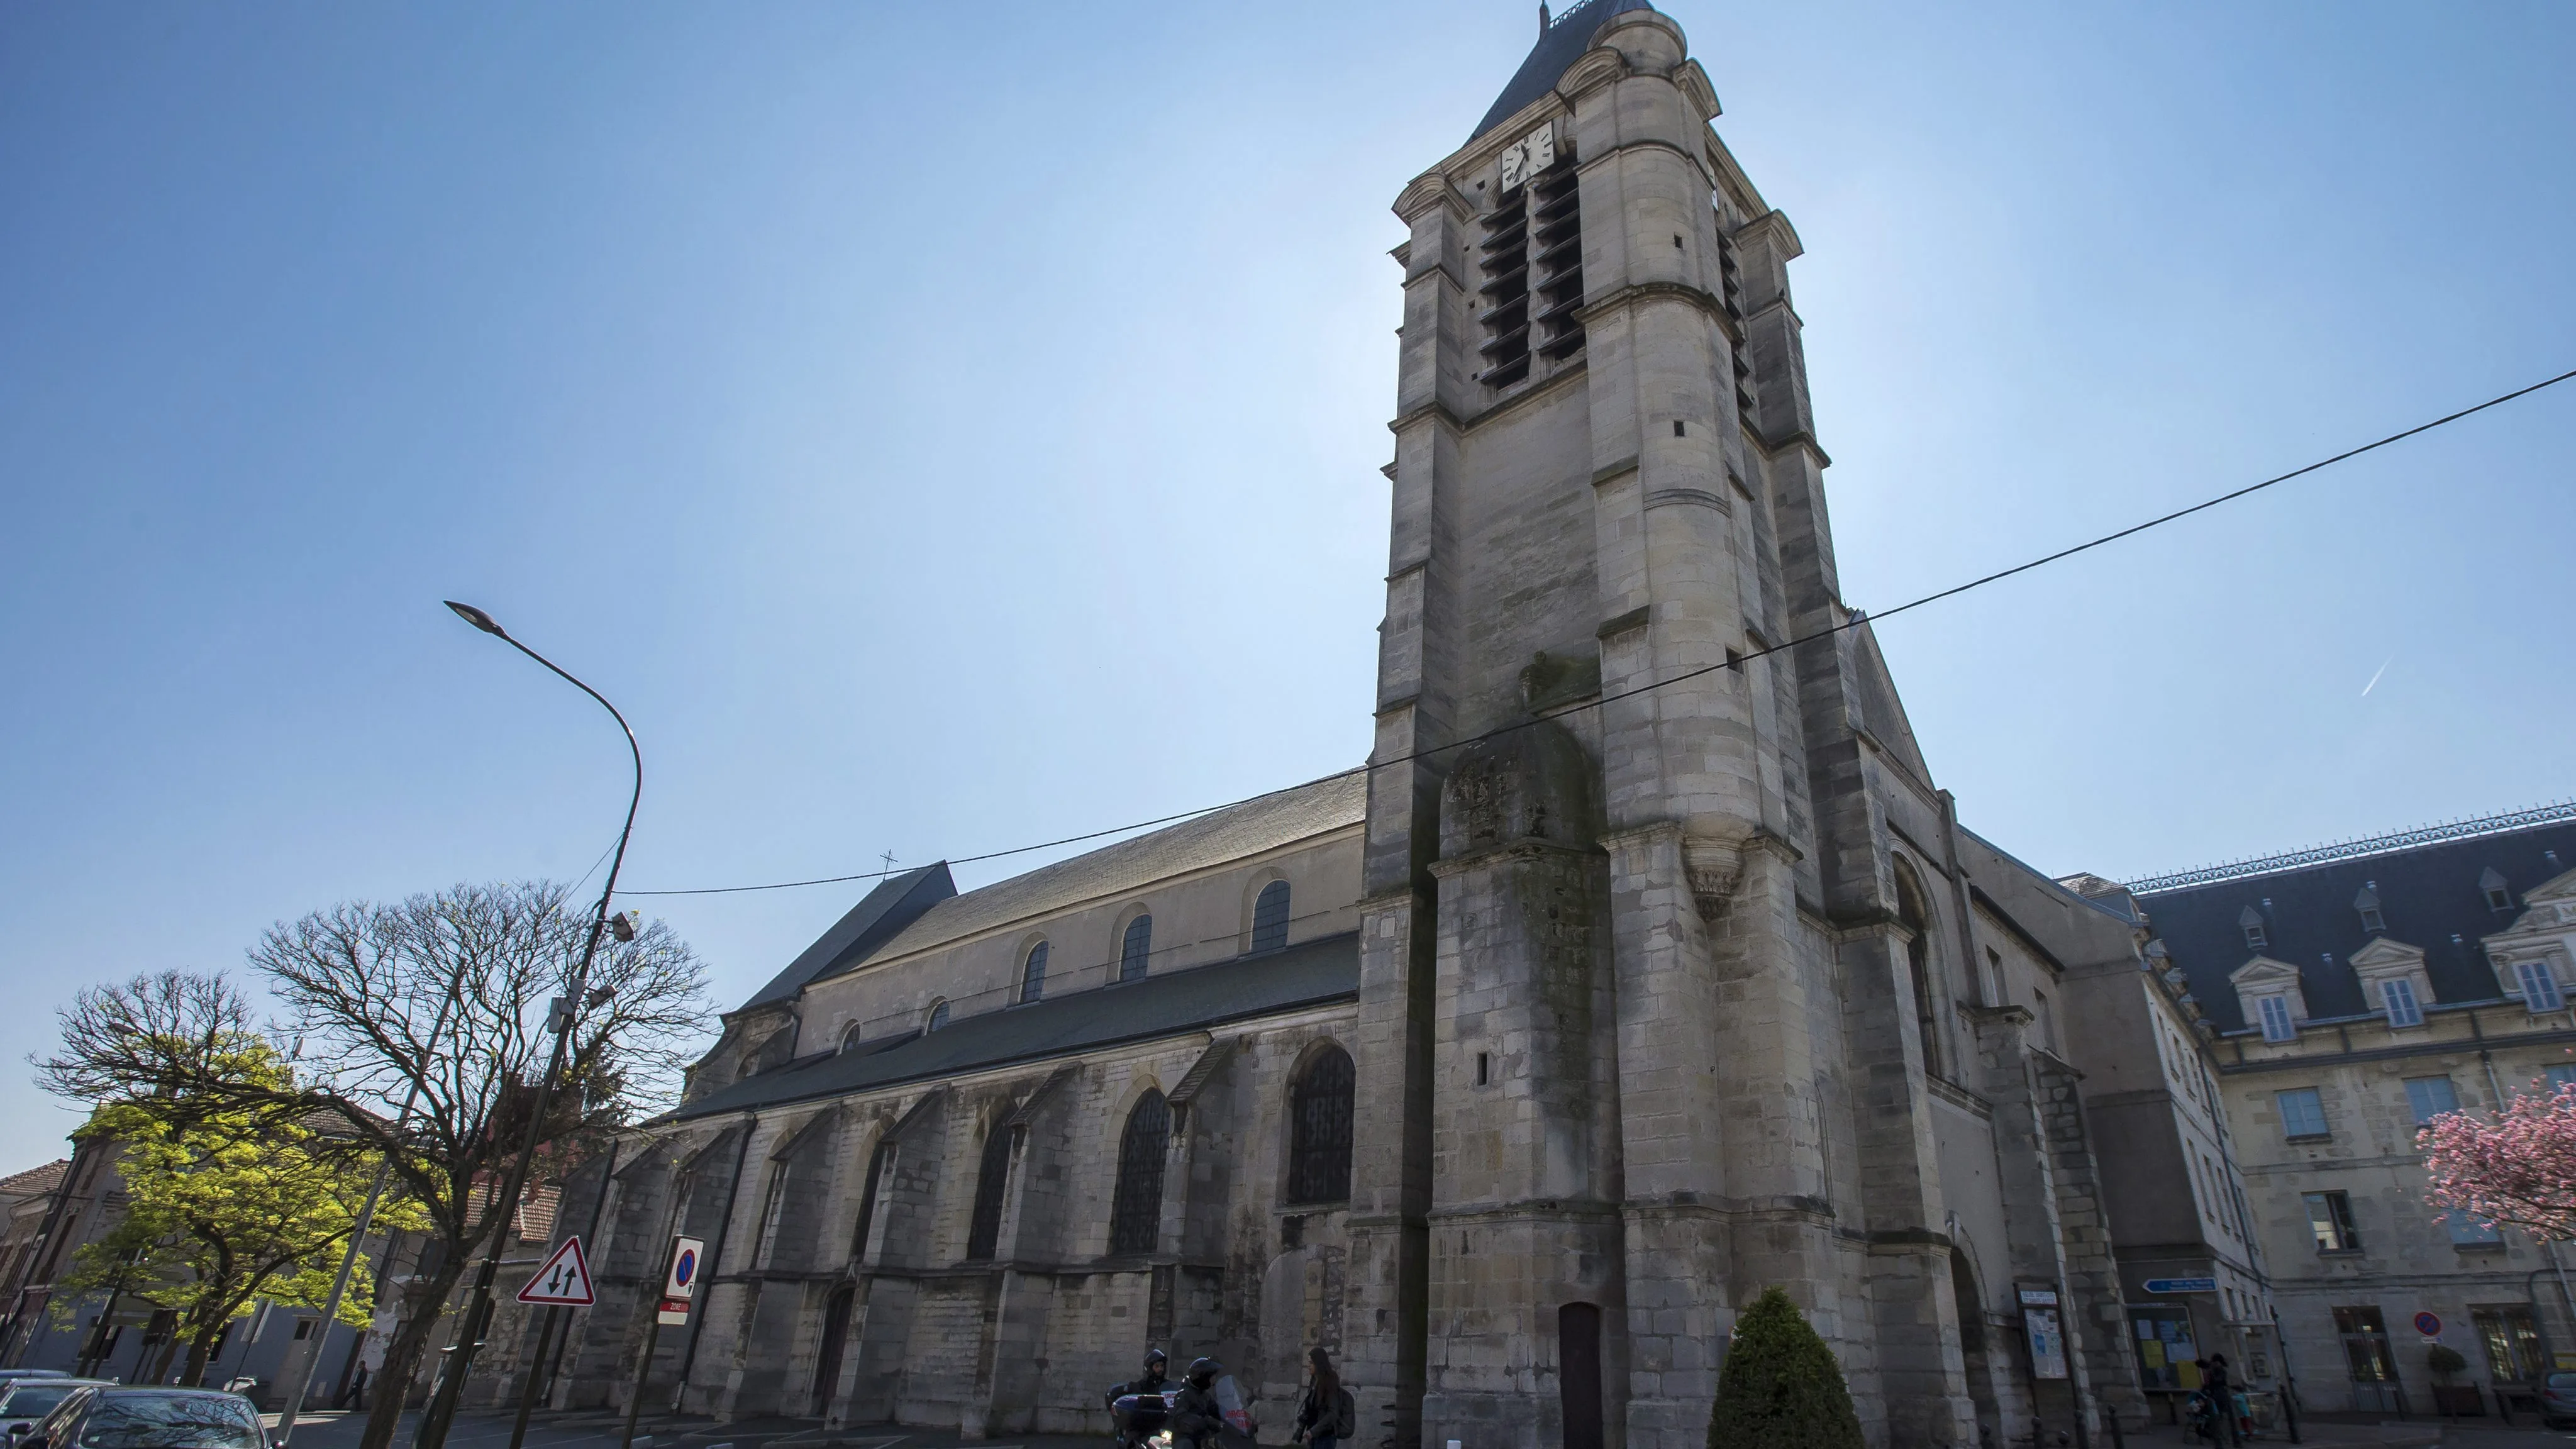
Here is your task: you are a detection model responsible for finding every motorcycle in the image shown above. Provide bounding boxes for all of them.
[1108,1382,1180,1449]
[1106,1377,1257,1449]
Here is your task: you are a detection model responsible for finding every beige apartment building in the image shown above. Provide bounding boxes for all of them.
[2138,805,2576,1417]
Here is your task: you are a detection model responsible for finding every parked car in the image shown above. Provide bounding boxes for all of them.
[2541,1369,2576,1428]
[16,1387,264,1449]
[0,1382,109,1441]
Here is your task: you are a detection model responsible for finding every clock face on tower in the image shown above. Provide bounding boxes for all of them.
[1496,123,1557,191]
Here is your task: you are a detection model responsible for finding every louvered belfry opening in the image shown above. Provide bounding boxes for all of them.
[1718,226,1756,419]
[1527,159,1585,361]
[1474,175,1532,387]
[1477,144,1585,391]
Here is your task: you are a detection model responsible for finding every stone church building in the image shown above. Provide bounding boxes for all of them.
[550,4,2158,1445]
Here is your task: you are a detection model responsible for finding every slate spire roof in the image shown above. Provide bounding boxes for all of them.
[1472,0,1660,142]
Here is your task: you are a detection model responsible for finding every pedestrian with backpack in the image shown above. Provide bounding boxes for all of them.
[1293,1348,1355,1449]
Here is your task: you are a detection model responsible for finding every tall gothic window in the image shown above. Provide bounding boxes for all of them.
[1020,941,1048,1004]
[1252,880,1291,953]
[1109,1090,1171,1255]
[964,1123,1014,1262]
[1119,915,1153,984]
[1893,862,1943,1079]
[1286,1045,1355,1204]
[847,1139,890,1263]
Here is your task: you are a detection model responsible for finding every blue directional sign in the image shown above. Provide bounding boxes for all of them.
[2143,1277,2218,1294]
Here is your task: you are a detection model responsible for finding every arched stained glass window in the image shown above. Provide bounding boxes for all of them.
[1252,880,1291,953]
[964,1123,1014,1261]
[1286,1045,1355,1204]
[1109,1090,1170,1255]
[1020,941,1048,1004]
[1119,915,1153,984]
[927,999,950,1032]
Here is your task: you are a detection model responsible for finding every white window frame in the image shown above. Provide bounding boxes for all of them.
[2257,994,2297,1043]
[2516,959,2566,1014]
[2380,977,2424,1028]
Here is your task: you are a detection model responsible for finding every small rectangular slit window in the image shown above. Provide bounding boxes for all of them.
[1475,1052,1490,1086]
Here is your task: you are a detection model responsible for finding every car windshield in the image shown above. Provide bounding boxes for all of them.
[0,1386,80,1419]
[2552,1371,2576,1389]
[76,1396,260,1449]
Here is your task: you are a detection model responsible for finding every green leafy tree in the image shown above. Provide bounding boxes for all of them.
[42,884,709,1449]
[50,1040,413,1387]
[1708,1287,1865,1449]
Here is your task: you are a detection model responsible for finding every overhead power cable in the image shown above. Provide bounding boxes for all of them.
[621,364,2576,899]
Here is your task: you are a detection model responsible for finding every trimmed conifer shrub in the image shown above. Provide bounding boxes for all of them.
[1708,1287,1865,1449]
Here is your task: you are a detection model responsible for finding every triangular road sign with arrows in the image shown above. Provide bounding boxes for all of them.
[516,1235,596,1306]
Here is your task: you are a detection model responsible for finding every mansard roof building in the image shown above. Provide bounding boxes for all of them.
[528,6,2209,1446]
[2136,804,2576,1416]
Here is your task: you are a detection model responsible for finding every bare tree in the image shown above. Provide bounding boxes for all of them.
[40,883,710,1449]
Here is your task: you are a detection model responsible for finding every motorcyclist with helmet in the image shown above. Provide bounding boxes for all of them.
[1169,1357,1227,1449]
[1106,1350,1173,1449]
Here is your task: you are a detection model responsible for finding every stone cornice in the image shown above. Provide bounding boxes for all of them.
[1461,357,1589,430]
[1756,426,1832,471]
[1356,886,1433,916]
[1425,1197,1624,1225]
[1391,172,1471,225]
[1735,207,1804,262]
[1575,277,1740,345]
[1597,819,1685,855]
[1553,47,1628,105]
[1428,836,1602,879]
[1385,399,1465,435]
[1589,453,1640,487]
[1674,59,1721,121]
[1926,1074,1992,1119]
[1576,136,1718,196]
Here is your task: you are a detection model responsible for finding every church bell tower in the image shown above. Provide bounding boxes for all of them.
[1341,4,1985,1447]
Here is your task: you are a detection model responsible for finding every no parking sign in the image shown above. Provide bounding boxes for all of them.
[658,1235,704,1326]
[2415,1310,2443,1343]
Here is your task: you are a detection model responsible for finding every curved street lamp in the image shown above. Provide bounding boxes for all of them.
[409,601,645,1449]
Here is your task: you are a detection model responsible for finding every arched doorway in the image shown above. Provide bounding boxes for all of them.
[1558,1302,1602,1449]
[811,1281,855,1418]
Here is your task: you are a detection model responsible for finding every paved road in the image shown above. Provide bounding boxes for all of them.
[263,1407,2576,1449]
[264,1411,1106,1449]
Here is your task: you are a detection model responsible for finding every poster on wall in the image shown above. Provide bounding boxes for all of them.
[2024,1306,2068,1380]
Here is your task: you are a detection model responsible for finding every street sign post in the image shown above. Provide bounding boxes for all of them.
[515,1237,596,1307]
[622,1236,703,1449]
[659,1235,704,1325]
[2416,1310,2443,1343]
[2143,1277,2219,1294]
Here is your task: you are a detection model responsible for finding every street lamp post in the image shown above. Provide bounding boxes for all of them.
[413,601,644,1449]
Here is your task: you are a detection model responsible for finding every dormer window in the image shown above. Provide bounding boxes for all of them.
[2354,884,2385,935]
[2514,960,2565,1014]
[2257,995,2298,1043]
[926,999,951,1032]
[2240,906,2267,951]
[2482,867,2512,912]
[2379,978,2424,1029]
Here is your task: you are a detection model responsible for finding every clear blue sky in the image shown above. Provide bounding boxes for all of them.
[4,1,2571,1164]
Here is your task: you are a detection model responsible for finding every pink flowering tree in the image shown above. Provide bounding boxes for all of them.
[2420,1082,2576,1239]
